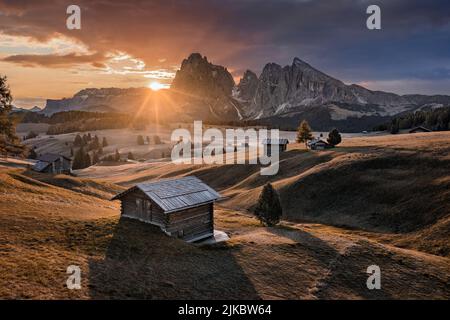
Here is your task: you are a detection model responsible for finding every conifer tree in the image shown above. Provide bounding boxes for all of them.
[327,128,342,146]
[114,149,120,161]
[254,183,282,226]
[296,120,313,148]
[137,135,145,145]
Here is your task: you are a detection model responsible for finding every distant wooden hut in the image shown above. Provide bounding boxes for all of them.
[111,176,221,242]
[32,153,72,174]
[409,126,432,134]
[307,139,333,150]
[262,138,289,156]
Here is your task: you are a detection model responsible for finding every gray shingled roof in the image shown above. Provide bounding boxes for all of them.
[262,138,289,145]
[307,139,330,146]
[112,176,221,213]
[36,153,71,162]
[33,161,51,172]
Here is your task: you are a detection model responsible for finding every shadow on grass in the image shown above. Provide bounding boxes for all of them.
[267,226,393,299]
[88,217,259,299]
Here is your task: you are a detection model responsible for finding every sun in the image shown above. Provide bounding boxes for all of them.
[148,81,165,91]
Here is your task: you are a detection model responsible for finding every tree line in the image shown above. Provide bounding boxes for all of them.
[71,133,109,169]
[374,106,450,134]
[14,109,149,135]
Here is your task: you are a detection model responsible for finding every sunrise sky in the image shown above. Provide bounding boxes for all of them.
[0,0,449,108]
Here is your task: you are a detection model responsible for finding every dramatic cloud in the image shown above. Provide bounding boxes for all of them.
[0,0,449,98]
[2,52,106,68]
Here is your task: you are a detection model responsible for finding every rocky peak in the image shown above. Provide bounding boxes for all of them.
[292,57,310,67]
[236,70,259,102]
[171,53,235,98]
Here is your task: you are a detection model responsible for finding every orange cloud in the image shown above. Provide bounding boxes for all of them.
[2,52,106,68]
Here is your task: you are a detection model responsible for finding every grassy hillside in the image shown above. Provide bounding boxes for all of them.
[79,132,450,257]
[0,131,449,299]
[0,167,448,299]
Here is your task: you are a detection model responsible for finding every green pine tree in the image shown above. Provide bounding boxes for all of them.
[254,183,282,226]
[92,152,100,164]
[0,75,24,157]
[296,120,313,148]
[74,134,83,147]
[84,151,92,168]
[327,128,342,146]
[72,147,85,170]
[390,118,400,134]
[137,135,145,145]
[114,149,120,161]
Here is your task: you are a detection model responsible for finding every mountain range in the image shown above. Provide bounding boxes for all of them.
[39,53,450,132]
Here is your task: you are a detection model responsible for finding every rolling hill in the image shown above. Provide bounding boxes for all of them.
[0,131,449,299]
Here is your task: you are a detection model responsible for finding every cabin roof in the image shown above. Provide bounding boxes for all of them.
[36,153,71,163]
[262,138,289,145]
[307,139,330,146]
[112,176,221,213]
[33,161,51,172]
[409,126,431,133]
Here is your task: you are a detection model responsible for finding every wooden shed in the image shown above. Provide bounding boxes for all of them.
[262,138,289,157]
[111,176,221,242]
[32,153,72,174]
[307,139,333,150]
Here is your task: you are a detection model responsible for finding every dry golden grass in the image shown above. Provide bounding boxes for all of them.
[0,131,449,299]
[77,132,450,257]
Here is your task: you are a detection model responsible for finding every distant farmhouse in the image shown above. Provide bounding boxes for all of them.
[409,126,432,134]
[112,176,221,242]
[262,138,289,156]
[32,154,72,174]
[307,139,333,150]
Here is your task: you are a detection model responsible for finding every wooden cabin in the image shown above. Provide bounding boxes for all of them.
[409,126,432,134]
[111,176,221,242]
[32,153,72,174]
[307,139,333,150]
[262,138,289,157]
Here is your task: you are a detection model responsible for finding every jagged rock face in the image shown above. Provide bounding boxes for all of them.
[239,58,422,119]
[43,88,152,115]
[236,70,259,102]
[171,53,235,98]
[40,53,450,131]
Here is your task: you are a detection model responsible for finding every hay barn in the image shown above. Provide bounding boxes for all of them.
[111,176,221,242]
[262,138,289,156]
[32,153,72,174]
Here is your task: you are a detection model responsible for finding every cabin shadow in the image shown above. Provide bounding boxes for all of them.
[88,217,259,299]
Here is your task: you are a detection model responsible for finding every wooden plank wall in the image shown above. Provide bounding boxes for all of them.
[119,189,214,242]
[166,203,213,241]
